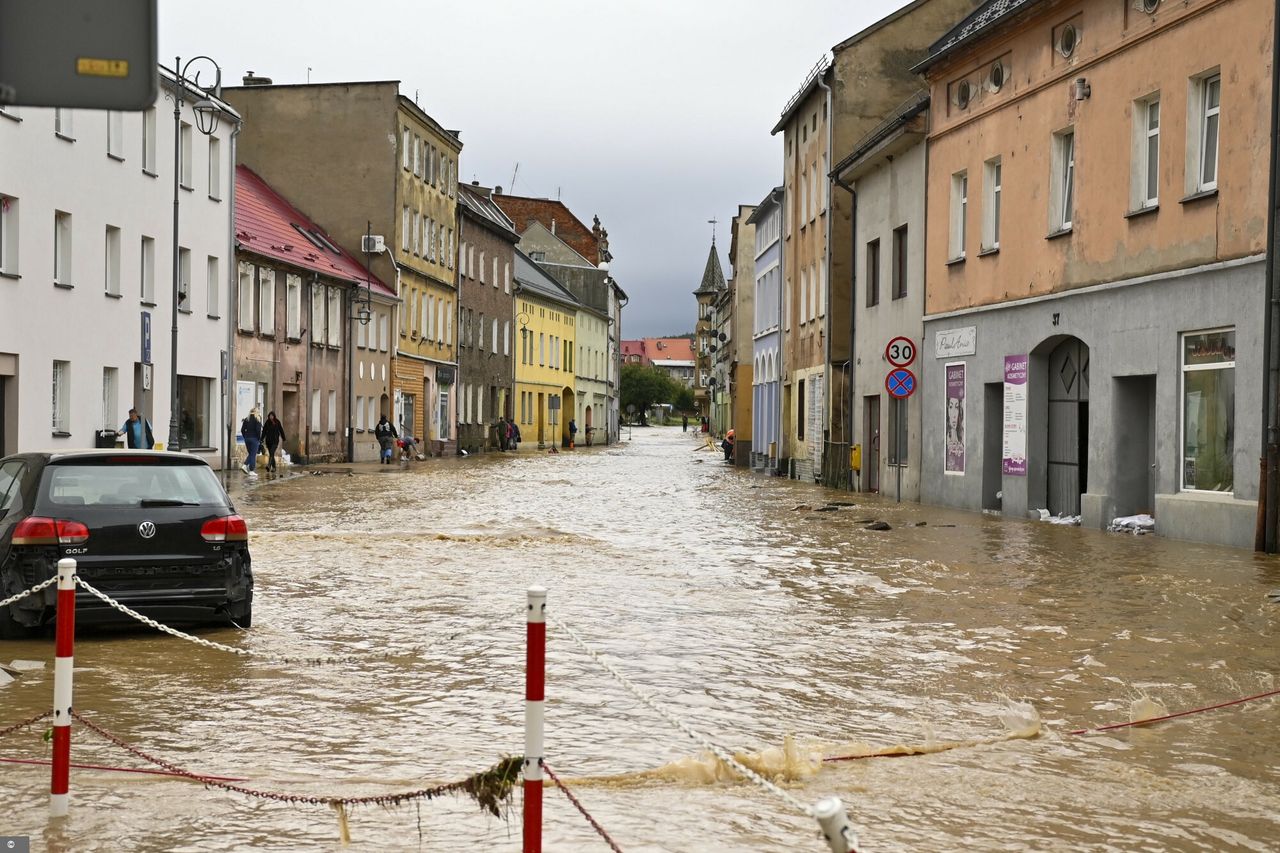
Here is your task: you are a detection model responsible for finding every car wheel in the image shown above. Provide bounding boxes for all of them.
[0,605,38,640]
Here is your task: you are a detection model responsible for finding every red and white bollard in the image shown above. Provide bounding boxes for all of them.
[50,557,77,818]
[814,796,858,852]
[523,585,547,853]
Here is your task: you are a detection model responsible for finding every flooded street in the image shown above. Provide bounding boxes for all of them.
[3,426,1280,851]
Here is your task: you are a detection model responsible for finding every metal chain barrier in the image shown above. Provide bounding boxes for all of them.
[73,577,398,667]
[0,709,52,740]
[550,616,815,819]
[543,762,625,852]
[0,575,57,610]
[72,710,522,810]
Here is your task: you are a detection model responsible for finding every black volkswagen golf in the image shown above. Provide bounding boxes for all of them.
[0,450,253,638]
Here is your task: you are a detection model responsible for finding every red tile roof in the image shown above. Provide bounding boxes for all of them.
[620,338,696,365]
[234,166,394,297]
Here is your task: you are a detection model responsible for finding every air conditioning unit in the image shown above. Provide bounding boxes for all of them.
[361,235,386,254]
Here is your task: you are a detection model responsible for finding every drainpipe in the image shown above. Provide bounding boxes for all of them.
[817,70,834,485]
[456,211,467,450]
[1262,0,1280,551]
[832,171,856,492]
[224,119,242,475]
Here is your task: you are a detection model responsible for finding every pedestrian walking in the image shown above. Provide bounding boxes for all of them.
[496,417,509,451]
[511,420,522,451]
[240,408,263,479]
[569,418,578,448]
[117,408,154,449]
[682,415,688,432]
[374,415,398,464]
[262,411,286,472]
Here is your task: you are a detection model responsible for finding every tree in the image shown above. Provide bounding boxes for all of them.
[673,385,695,413]
[621,364,681,425]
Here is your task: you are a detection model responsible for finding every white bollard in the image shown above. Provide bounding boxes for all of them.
[523,585,547,853]
[50,558,77,818]
[814,796,858,853]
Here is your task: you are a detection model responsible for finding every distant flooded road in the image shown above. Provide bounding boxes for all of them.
[3,426,1279,851]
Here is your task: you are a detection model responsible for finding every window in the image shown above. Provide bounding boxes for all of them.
[107,111,124,158]
[799,168,808,228]
[493,317,499,354]
[286,273,302,338]
[327,390,337,433]
[140,236,155,303]
[142,107,156,173]
[888,397,908,465]
[101,367,118,429]
[540,332,545,366]
[1181,329,1235,492]
[104,225,121,296]
[0,194,17,275]
[492,256,498,288]
[810,166,818,222]
[311,389,321,433]
[53,211,72,287]
[207,256,220,317]
[892,225,908,300]
[799,268,808,323]
[441,300,448,344]
[54,108,74,139]
[258,268,275,333]
[811,263,820,319]
[327,288,341,347]
[797,378,806,441]
[949,171,967,259]
[983,158,1002,249]
[480,251,486,283]
[208,137,221,200]
[413,134,421,176]
[1192,73,1220,193]
[866,238,880,307]
[402,127,411,170]
[504,262,511,293]
[438,389,451,439]
[1052,129,1075,232]
[1131,97,1160,209]
[402,206,410,251]
[380,314,389,351]
[178,247,191,311]
[239,263,255,332]
[180,122,193,188]
[411,211,420,255]
[356,395,365,430]
[52,360,70,434]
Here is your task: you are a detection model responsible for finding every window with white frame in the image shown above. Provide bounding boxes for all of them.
[983,157,1002,249]
[459,241,467,277]
[402,127,411,170]
[258,268,275,333]
[504,320,510,356]
[1134,96,1159,209]
[1051,129,1075,231]
[380,314,389,351]
[54,211,72,286]
[102,366,118,429]
[446,302,452,344]
[356,395,365,430]
[311,282,325,343]
[1181,328,1234,493]
[402,206,410,251]
[0,194,17,275]
[208,136,221,200]
[799,168,808,228]
[368,397,376,429]
[104,225,121,296]
[178,247,191,311]
[438,300,445,343]
[413,134,421,176]
[52,360,70,434]
[327,390,337,433]
[107,111,123,158]
[286,273,301,338]
[327,287,341,346]
[479,251,486,284]
[141,236,155,303]
[492,317,499,354]
[810,165,818,223]
[799,268,808,323]
[142,107,156,173]
[235,263,252,331]
[412,211,420,255]
[1191,73,1220,193]
[207,256,219,317]
[492,256,498,288]
[811,263,820,319]
[180,122,193,188]
[949,171,967,259]
[311,389,321,432]
[54,108,74,139]
[504,262,510,293]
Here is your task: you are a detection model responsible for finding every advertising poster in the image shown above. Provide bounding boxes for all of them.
[945,362,966,474]
[1003,354,1028,476]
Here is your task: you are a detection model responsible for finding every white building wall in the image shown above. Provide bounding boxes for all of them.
[0,71,237,462]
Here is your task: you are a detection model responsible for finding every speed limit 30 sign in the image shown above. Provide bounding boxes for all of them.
[885,336,916,367]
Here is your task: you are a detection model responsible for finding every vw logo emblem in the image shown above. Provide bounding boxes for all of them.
[138,521,157,539]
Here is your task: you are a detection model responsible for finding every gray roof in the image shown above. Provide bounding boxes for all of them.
[694,242,727,295]
[771,57,832,135]
[458,184,519,242]
[915,0,1044,73]
[513,250,580,309]
[745,187,785,226]
[831,91,929,179]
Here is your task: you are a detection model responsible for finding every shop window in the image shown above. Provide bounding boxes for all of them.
[1181,329,1234,492]
[177,375,210,447]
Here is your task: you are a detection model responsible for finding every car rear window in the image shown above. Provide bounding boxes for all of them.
[40,463,227,508]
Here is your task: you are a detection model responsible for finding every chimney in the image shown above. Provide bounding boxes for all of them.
[494,186,502,195]
[242,71,273,86]
[472,179,480,186]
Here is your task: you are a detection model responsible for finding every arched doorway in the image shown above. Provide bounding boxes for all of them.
[560,387,573,447]
[1046,336,1089,516]
[584,405,593,445]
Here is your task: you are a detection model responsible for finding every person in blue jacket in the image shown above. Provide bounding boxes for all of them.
[117,408,154,449]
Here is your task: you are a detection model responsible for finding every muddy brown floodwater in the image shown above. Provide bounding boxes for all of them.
[3,426,1280,851]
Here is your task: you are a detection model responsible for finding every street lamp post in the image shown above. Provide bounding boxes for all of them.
[346,224,376,462]
[167,56,223,452]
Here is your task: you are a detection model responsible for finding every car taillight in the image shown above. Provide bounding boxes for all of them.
[12,516,90,545]
[201,514,248,543]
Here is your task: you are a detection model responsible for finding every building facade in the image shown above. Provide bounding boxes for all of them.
[223,79,461,457]
[833,95,929,500]
[456,183,519,453]
[917,0,1268,547]
[513,251,579,449]
[728,206,757,464]
[748,188,785,472]
[0,69,237,464]
[693,242,726,420]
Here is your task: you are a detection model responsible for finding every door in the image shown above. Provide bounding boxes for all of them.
[982,383,1003,510]
[282,390,300,458]
[1047,338,1089,516]
[864,395,881,493]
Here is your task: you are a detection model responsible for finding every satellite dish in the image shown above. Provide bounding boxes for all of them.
[718,333,727,342]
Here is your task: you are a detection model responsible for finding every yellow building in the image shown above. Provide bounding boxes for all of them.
[513,252,579,448]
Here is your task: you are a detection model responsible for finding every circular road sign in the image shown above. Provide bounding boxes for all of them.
[886,367,917,399]
[885,336,917,368]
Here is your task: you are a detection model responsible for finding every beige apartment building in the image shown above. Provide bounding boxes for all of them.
[916,0,1270,547]
[224,79,462,454]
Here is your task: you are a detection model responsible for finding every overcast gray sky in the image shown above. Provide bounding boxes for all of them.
[162,0,908,338]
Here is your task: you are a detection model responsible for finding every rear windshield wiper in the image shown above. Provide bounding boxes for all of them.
[139,499,202,507]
